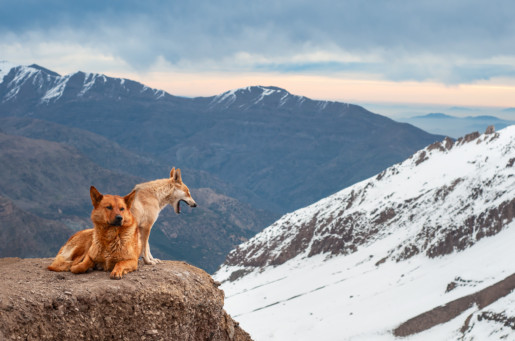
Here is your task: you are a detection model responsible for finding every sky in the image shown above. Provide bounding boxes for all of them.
[1,0,515,117]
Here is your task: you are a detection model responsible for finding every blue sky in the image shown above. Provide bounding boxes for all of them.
[1,0,514,113]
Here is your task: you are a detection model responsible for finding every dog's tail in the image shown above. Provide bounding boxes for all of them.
[47,229,93,272]
[47,258,74,272]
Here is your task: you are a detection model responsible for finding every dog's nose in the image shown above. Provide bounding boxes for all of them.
[114,215,123,223]
[190,202,197,208]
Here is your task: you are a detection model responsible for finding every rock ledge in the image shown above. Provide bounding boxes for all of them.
[0,258,251,340]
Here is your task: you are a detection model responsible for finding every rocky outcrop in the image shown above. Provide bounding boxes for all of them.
[0,258,252,341]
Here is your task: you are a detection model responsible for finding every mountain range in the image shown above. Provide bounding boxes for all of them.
[215,126,515,340]
[0,62,443,272]
[398,113,515,138]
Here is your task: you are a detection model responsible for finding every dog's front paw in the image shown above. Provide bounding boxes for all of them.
[143,257,161,265]
[110,270,123,280]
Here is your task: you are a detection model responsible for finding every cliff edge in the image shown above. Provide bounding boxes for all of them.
[0,258,252,340]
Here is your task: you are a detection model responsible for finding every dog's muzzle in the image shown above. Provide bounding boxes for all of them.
[111,215,123,226]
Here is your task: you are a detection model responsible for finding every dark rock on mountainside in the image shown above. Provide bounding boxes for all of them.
[0,258,252,341]
[394,272,515,337]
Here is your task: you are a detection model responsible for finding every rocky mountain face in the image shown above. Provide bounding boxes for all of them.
[0,258,251,340]
[220,127,515,270]
[214,126,515,340]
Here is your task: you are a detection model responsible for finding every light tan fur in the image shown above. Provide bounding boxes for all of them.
[132,167,197,265]
[49,187,141,279]
[47,229,93,272]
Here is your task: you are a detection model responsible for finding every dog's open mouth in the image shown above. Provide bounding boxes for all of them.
[175,199,195,214]
[176,200,186,214]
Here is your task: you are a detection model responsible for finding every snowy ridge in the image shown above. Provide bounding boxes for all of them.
[0,63,169,103]
[214,126,515,340]
[3,65,43,102]
[209,85,312,110]
[218,127,514,272]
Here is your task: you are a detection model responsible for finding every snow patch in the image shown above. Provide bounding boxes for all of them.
[78,73,97,97]
[41,76,70,103]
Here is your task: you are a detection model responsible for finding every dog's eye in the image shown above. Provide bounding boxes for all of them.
[120,207,125,211]
[106,206,113,210]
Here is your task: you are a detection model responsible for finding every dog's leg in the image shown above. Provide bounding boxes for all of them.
[70,254,94,274]
[110,259,139,280]
[140,223,161,265]
[145,240,162,265]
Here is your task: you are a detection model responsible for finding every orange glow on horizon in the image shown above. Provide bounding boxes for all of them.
[104,71,515,109]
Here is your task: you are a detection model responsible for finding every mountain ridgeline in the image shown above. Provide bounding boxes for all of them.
[0,63,443,272]
[0,63,443,212]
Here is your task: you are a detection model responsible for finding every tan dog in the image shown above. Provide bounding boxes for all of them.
[132,167,197,265]
[48,186,141,279]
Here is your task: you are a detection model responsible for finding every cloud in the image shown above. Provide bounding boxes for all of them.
[1,0,515,84]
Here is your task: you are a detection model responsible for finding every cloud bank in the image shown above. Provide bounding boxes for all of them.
[1,0,515,90]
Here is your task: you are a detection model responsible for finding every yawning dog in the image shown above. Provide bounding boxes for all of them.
[131,167,197,265]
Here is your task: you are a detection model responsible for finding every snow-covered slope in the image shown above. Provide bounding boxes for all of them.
[0,63,168,104]
[214,126,515,340]
[209,85,340,112]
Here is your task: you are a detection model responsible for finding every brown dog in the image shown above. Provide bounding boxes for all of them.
[132,167,197,265]
[48,186,141,279]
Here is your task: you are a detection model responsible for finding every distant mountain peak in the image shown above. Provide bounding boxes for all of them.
[0,63,169,104]
[414,113,453,119]
[210,85,318,111]
[27,64,61,77]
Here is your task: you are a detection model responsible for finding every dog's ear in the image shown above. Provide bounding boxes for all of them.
[90,186,103,208]
[124,190,137,210]
[170,167,176,181]
[175,168,182,183]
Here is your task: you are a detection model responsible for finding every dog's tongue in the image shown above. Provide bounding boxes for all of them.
[178,201,181,213]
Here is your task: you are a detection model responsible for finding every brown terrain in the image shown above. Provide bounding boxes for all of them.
[0,258,252,340]
[394,272,515,337]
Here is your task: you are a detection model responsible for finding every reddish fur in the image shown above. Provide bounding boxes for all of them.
[47,229,93,272]
[48,187,141,279]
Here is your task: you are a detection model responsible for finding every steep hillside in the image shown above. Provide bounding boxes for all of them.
[214,126,515,340]
[0,195,72,258]
[0,132,273,272]
[0,63,443,213]
[0,116,271,212]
